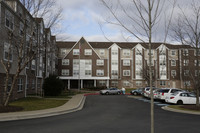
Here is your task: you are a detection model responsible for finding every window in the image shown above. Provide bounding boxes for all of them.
[194,60,200,66]
[62,59,69,65]
[160,60,166,66]
[96,70,104,76]
[184,81,191,86]
[194,49,200,56]
[123,81,130,86]
[184,70,189,76]
[160,81,166,86]
[31,59,36,70]
[171,50,176,56]
[100,49,105,56]
[85,70,91,75]
[85,60,92,65]
[112,60,118,65]
[111,81,118,87]
[136,49,142,55]
[183,49,188,56]
[123,70,130,76]
[73,59,79,65]
[171,70,176,77]
[5,77,12,92]
[97,59,104,66]
[60,48,67,55]
[4,43,13,61]
[195,70,200,76]
[148,50,154,56]
[111,70,118,75]
[99,80,106,86]
[5,10,14,30]
[171,60,176,66]
[62,69,69,76]
[136,60,142,66]
[160,70,166,76]
[111,50,118,55]
[183,59,189,66]
[19,22,24,36]
[136,70,142,76]
[123,49,130,56]
[32,79,35,89]
[147,60,154,66]
[85,49,92,55]
[73,70,79,76]
[73,49,79,55]
[123,60,130,66]
[136,81,142,86]
[18,78,23,92]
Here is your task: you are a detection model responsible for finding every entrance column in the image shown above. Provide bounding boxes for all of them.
[94,80,96,87]
[81,80,83,89]
[107,79,109,88]
[68,79,70,90]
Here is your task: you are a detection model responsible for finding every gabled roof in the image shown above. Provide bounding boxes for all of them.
[56,40,192,50]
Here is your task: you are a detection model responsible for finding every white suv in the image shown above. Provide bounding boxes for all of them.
[157,88,183,101]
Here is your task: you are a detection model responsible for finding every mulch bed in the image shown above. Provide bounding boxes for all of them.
[181,105,200,111]
[0,106,24,113]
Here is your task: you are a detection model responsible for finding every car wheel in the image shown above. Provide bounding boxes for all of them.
[177,100,183,105]
[105,92,109,95]
[133,92,137,96]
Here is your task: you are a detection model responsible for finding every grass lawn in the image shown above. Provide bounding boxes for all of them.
[9,97,68,111]
[168,105,200,112]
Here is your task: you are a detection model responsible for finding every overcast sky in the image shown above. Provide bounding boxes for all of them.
[54,0,199,43]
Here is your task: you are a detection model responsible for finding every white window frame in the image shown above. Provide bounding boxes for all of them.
[171,59,176,66]
[183,59,189,66]
[171,70,176,77]
[123,49,130,56]
[84,49,92,55]
[3,43,13,61]
[123,59,130,66]
[171,50,176,56]
[136,81,142,86]
[160,81,166,86]
[111,70,118,75]
[60,48,67,55]
[62,69,69,76]
[123,81,130,87]
[31,59,36,70]
[73,49,80,55]
[96,70,104,76]
[62,59,69,65]
[183,49,189,56]
[5,10,14,30]
[100,49,105,56]
[85,70,92,75]
[97,59,104,66]
[73,70,79,76]
[18,78,23,92]
[123,70,130,76]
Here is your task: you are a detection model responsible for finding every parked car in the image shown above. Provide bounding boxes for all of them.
[100,88,121,95]
[157,88,183,101]
[165,91,199,105]
[130,88,144,96]
[143,87,159,98]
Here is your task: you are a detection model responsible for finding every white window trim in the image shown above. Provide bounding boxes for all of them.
[62,69,69,76]
[62,59,69,65]
[84,49,92,55]
[97,59,104,66]
[123,70,130,76]
[73,49,80,55]
[96,70,104,76]
[171,59,176,66]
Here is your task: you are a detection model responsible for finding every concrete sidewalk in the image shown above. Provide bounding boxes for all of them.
[0,94,86,122]
[162,106,200,115]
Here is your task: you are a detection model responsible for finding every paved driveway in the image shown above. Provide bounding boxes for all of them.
[0,95,200,133]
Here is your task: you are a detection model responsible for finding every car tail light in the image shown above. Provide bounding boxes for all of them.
[170,97,174,99]
[162,93,164,96]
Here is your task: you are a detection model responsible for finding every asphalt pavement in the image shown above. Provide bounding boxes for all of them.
[0,95,200,133]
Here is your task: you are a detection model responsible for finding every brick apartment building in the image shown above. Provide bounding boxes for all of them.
[0,0,200,104]
[0,0,57,103]
[57,37,200,90]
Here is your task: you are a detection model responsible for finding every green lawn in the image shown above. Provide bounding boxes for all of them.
[9,97,68,111]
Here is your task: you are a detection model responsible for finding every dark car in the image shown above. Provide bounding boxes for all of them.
[130,88,144,96]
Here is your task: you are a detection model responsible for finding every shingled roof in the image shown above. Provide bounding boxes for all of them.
[56,41,192,49]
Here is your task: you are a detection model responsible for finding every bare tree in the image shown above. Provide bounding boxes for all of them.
[100,0,176,132]
[20,0,63,28]
[171,0,200,107]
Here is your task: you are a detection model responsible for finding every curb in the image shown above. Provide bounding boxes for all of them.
[162,106,200,115]
[0,94,86,122]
